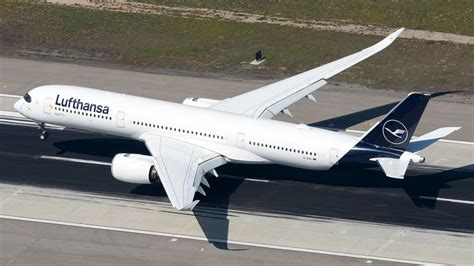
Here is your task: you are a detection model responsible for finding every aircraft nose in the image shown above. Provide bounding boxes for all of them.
[14,99,23,112]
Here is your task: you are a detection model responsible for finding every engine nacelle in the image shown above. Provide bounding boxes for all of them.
[182,97,220,108]
[111,153,159,184]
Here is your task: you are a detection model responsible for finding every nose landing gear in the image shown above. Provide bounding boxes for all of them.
[39,123,49,140]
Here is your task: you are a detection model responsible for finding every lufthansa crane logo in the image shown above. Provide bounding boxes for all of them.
[382,119,408,145]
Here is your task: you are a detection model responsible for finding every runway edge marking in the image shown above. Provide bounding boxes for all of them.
[419,196,474,205]
[346,129,473,145]
[37,156,271,183]
[38,155,112,166]
[0,214,441,266]
[0,94,22,99]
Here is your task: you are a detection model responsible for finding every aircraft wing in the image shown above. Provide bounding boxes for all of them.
[210,28,404,119]
[141,134,227,210]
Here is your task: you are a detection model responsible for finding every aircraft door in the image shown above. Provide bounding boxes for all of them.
[117,111,125,128]
[236,132,245,148]
[43,97,52,114]
[330,148,340,164]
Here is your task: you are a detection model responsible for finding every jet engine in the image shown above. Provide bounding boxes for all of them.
[182,97,220,108]
[111,153,159,184]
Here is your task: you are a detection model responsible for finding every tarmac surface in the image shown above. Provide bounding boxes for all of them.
[2,218,410,266]
[0,56,472,265]
[0,124,472,234]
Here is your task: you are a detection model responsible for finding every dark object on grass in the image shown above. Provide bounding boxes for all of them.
[255,50,265,61]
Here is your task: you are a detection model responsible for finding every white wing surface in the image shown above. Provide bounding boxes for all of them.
[142,134,227,210]
[210,28,404,119]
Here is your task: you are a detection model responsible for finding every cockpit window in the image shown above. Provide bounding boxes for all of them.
[23,93,31,103]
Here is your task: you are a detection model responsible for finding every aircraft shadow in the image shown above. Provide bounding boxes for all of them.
[309,90,463,130]
[219,163,474,209]
[53,138,149,158]
[192,176,246,250]
[309,101,397,129]
[127,174,245,250]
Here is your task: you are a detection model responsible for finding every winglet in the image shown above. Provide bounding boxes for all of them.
[389,28,405,40]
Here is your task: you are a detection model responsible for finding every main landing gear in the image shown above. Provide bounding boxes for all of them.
[39,123,49,140]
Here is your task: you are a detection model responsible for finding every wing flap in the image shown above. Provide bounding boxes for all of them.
[253,80,327,118]
[142,134,226,210]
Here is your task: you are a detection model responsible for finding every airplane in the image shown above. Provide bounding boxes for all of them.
[13,28,460,210]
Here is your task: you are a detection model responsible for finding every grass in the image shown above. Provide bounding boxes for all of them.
[1,2,473,93]
[134,0,474,36]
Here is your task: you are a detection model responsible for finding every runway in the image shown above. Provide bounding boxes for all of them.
[0,56,473,264]
[3,218,412,266]
[1,123,473,234]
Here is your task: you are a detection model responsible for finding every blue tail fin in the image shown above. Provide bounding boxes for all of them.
[359,92,430,151]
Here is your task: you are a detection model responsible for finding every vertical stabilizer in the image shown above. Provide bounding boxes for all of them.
[360,93,430,151]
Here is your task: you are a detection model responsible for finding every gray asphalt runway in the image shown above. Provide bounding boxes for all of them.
[1,218,408,266]
[0,124,472,234]
[0,56,472,265]
[1,56,472,141]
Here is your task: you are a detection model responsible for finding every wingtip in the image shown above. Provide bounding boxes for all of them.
[390,28,405,39]
[446,126,462,132]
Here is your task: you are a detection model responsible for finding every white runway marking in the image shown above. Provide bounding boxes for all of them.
[37,157,269,183]
[0,111,65,130]
[0,121,64,130]
[0,119,38,127]
[0,94,22,98]
[346,129,473,145]
[0,121,65,130]
[0,111,25,118]
[221,175,270,183]
[419,196,474,205]
[0,214,441,265]
[39,155,112,166]
[245,178,270,183]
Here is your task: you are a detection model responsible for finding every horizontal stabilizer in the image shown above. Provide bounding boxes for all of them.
[407,127,460,153]
[370,157,410,179]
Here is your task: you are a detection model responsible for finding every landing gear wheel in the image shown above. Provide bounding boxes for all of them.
[40,131,49,140]
[39,123,49,140]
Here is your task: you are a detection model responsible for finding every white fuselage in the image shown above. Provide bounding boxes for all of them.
[15,85,359,170]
